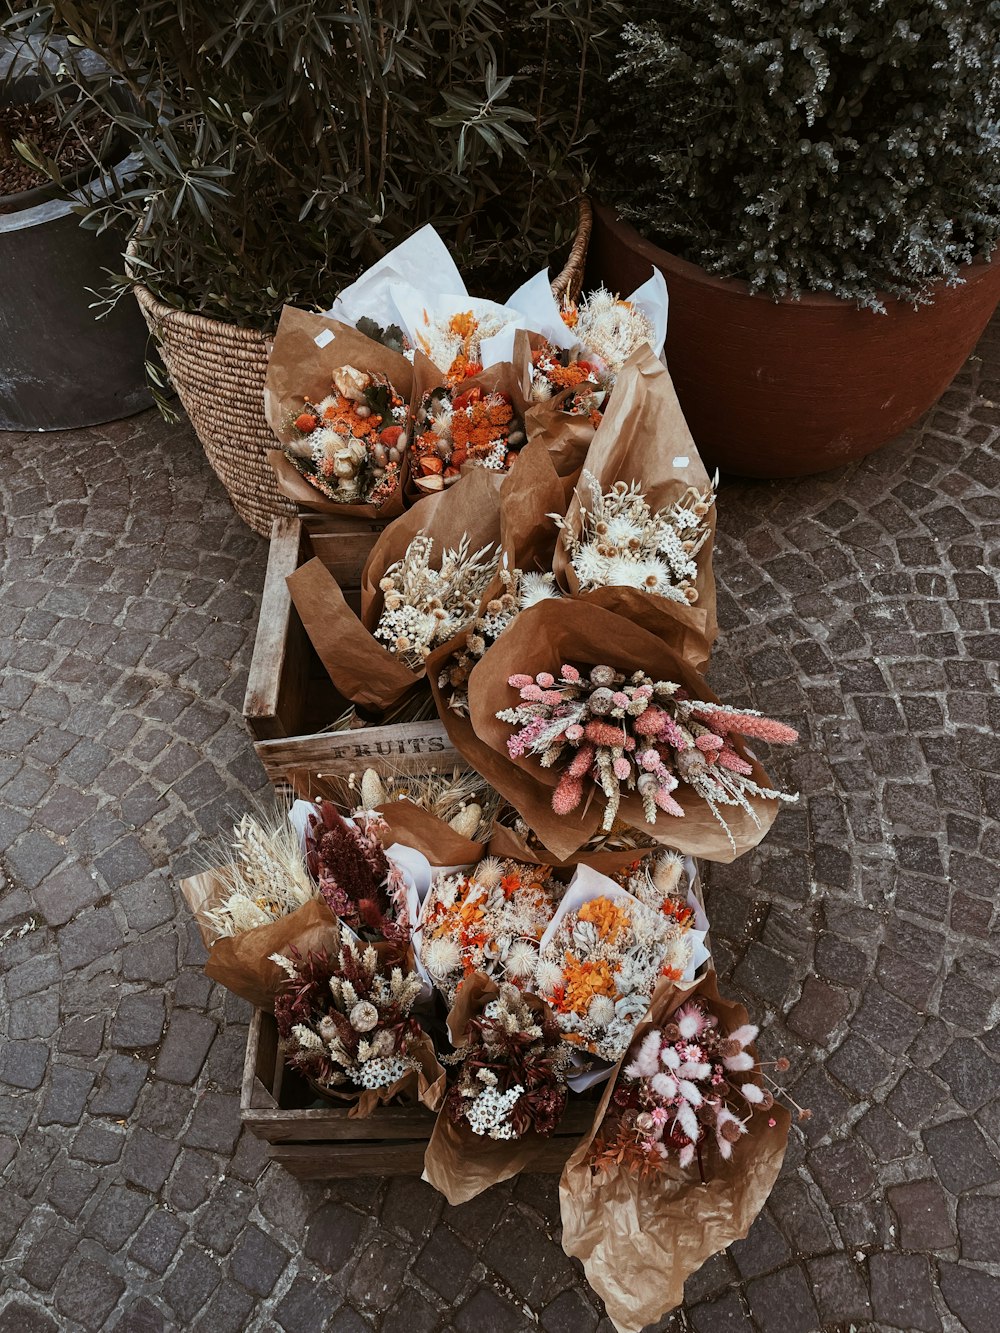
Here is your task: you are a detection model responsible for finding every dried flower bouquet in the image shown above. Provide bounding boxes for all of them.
[560,972,792,1332]
[303,803,410,946]
[409,384,526,494]
[419,857,563,1003]
[534,877,696,1063]
[553,472,715,605]
[283,364,408,507]
[373,532,498,670]
[271,938,443,1113]
[196,806,316,939]
[444,981,570,1141]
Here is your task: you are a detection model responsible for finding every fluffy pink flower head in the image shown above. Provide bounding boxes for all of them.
[541,690,563,706]
[552,772,584,815]
[584,720,628,748]
[611,691,630,708]
[696,732,725,753]
[564,723,584,742]
[508,673,532,689]
[520,683,543,702]
[536,671,554,688]
[639,749,661,772]
[633,706,666,737]
[612,756,631,780]
[560,664,580,682]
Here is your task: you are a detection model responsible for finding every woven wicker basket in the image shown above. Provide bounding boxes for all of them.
[131,199,592,538]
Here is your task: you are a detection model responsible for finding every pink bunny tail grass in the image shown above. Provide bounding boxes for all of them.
[633,706,667,737]
[552,772,584,815]
[718,745,753,775]
[695,732,725,753]
[567,743,596,778]
[583,720,628,748]
[695,710,798,745]
[654,788,685,817]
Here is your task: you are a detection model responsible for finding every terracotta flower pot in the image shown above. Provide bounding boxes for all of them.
[587,202,1000,478]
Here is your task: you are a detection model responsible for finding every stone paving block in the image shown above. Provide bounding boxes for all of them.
[38,1065,95,1126]
[54,1255,127,1332]
[869,1252,942,1332]
[0,1039,48,1090]
[122,1127,180,1194]
[90,1054,149,1117]
[938,1261,1000,1333]
[229,1222,291,1297]
[454,1286,525,1333]
[806,1253,872,1324]
[129,1209,187,1275]
[191,1281,256,1333]
[154,1009,217,1084]
[22,1223,78,1291]
[305,1201,366,1275]
[745,1264,820,1333]
[886,1178,956,1251]
[689,1290,754,1332]
[111,1298,165,1333]
[923,1117,1000,1194]
[162,1245,224,1323]
[58,904,124,971]
[111,993,166,1051]
[276,1273,343,1333]
[0,1300,59,1333]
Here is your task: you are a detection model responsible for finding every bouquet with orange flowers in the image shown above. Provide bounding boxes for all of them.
[418,856,563,1003]
[409,378,526,495]
[283,367,408,509]
[265,306,414,517]
[533,865,700,1064]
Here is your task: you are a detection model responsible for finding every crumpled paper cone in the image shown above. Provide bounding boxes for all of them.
[264,305,414,517]
[465,598,781,862]
[551,345,718,669]
[559,971,790,1333]
[421,973,566,1204]
[286,467,503,713]
[179,875,340,1012]
[376,799,485,868]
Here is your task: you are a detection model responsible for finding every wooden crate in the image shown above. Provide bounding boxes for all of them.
[244,513,384,742]
[241,1007,598,1179]
[244,513,454,795]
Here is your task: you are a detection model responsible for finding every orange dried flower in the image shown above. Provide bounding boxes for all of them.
[578,896,629,945]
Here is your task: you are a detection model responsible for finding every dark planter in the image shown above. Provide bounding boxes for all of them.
[0,74,151,431]
[588,202,1000,478]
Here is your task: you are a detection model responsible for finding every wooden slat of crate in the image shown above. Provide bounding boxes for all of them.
[254,722,460,797]
[243,513,386,743]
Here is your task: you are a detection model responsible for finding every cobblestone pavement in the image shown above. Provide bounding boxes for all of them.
[0,315,998,1333]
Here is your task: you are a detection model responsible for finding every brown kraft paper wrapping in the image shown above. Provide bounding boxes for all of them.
[552,344,718,667]
[361,464,505,623]
[179,876,340,1012]
[286,558,420,712]
[559,971,790,1333]
[264,305,414,518]
[466,598,780,863]
[486,822,657,876]
[376,799,484,867]
[421,974,565,1204]
[286,467,504,714]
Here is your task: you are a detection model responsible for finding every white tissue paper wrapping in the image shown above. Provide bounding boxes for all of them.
[323,225,669,373]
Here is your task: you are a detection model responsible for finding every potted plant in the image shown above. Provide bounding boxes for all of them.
[588,4,1000,478]
[0,41,151,430]
[11,1,613,534]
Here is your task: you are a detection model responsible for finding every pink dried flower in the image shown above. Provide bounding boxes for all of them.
[611,691,630,708]
[536,671,554,687]
[509,673,532,688]
[541,690,563,706]
[568,743,596,778]
[696,732,724,753]
[520,683,543,702]
[718,746,753,775]
[633,707,666,737]
[560,664,580,682]
[553,772,584,815]
[565,723,584,741]
[613,756,631,780]
[584,720,628,748]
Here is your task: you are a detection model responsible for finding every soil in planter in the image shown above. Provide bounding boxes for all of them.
[0,97,107,210]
